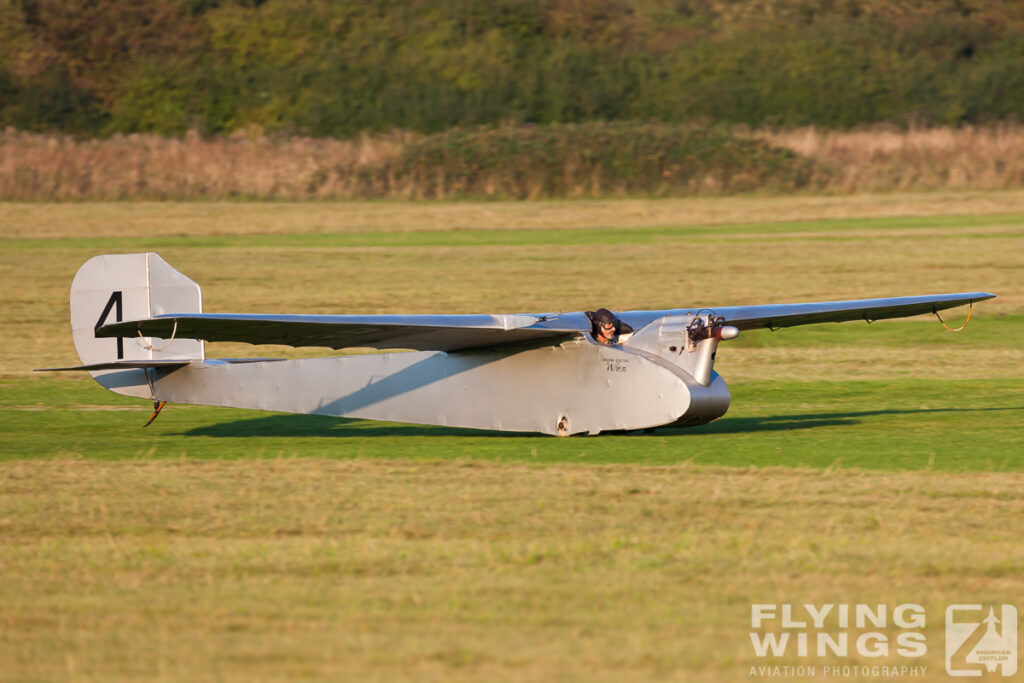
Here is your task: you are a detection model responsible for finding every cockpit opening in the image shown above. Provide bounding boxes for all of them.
[585,308,634,345]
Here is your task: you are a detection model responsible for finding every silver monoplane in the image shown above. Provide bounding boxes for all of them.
[42,253,994,435]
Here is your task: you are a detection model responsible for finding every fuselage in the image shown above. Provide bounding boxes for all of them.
[94,332,730,435]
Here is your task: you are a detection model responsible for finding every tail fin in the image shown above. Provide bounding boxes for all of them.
[68,253,203,396]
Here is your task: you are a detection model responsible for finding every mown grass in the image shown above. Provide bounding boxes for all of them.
[3,460,1024,681]
[5,212,1024,251]
[0,194,1022,680]
[7,191,1024,239]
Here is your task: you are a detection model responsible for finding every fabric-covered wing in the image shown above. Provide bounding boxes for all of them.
[96,292,993,353]
[706,292,995,330]
[98,313,585,352]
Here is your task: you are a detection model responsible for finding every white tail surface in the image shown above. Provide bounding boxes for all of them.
[71,253,204,368]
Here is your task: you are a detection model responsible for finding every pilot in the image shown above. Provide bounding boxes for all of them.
[591,307,620,345]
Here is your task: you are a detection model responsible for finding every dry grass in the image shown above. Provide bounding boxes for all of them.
[759,124,1024,193]
[0,128,410,201]
[5,124,1024,200]
[2,459,1023,681]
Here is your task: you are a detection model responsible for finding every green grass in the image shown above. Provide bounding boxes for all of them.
[4,374,1021,471]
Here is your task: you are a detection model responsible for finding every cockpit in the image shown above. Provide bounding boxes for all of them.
[584,308,634,345]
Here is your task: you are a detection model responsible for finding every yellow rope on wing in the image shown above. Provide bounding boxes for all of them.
[934,302,972,332]
[138,320,178,351]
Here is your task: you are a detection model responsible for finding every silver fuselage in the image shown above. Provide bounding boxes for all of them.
[94,326,730,435]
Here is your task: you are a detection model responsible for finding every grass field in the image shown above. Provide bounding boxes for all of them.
[1,193,1022,680]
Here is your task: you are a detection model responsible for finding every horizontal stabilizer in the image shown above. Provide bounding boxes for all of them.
[36,359,195,372]
[35,358,288,372]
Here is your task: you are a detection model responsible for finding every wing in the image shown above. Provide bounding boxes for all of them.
[97,313,588,352]
[701,292,995,330]
[96,292,993,353]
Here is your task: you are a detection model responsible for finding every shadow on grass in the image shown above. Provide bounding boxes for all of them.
[177,405,1024,438]
[674,405,1024,436]
[178,414,531,438]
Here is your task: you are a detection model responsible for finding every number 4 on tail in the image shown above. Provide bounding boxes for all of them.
[95,291,124,359]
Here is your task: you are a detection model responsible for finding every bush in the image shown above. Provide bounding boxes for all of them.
[384,122,817,199]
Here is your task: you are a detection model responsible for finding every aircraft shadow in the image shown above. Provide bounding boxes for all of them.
[178,414,532,438]
[177,405,1022,439]
[667,405,1024,436]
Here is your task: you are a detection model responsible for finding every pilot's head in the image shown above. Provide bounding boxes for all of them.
[593,308,617,344]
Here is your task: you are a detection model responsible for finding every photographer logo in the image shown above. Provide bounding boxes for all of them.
[945,604,1017,677]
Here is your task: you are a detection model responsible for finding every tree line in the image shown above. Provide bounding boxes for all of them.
[2,0,1023,138]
